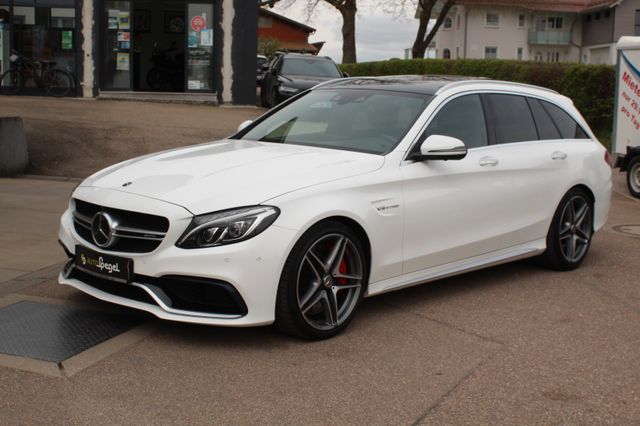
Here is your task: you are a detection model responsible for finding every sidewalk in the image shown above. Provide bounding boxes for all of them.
[0,177,77,295]
[0,97,265,178]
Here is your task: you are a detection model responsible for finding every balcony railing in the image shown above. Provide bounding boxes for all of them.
[528,31,571,45]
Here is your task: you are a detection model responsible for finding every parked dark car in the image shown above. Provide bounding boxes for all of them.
[260,53,345,107]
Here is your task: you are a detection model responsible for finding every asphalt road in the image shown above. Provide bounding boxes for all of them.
[0,172,638,425]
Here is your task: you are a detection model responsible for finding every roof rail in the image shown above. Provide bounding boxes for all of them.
[436,79,559,95]
[312,76,381,90]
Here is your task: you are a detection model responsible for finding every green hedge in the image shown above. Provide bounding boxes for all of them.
[340,59,615,137]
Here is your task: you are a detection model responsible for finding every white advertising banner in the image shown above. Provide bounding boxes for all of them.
[615,48,640,154]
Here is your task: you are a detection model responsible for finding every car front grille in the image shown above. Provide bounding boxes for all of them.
[72,198,170,253]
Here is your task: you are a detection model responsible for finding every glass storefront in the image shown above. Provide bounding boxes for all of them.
[0,4,9,75]
[186,2,213,91]
[0,0,78,92]
[101,0,215,93]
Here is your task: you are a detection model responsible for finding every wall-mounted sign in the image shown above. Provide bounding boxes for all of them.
[61,30,73,50]
[191,15,205,32]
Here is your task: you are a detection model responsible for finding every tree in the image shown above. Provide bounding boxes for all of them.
[260,0,358,64]
[322,0,358,64]
[412,0,455,59]
[258,37,281,58]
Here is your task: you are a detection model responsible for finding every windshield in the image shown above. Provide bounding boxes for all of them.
[281,58,343,78]
[240,89,433,155]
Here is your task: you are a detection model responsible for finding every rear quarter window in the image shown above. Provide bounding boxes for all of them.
[539,100,590,139]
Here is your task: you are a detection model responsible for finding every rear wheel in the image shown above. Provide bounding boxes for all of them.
[540,188,594,271]
[0,70,22,95]
[44,69,73,97]
[627,156,640,199]
[275,221,368,340]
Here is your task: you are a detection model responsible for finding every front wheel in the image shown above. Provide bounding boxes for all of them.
[0,70,23,95]
[627,156,640,199]
[539,188,594,271]
[275,221,368,340]
[44,69,73,97]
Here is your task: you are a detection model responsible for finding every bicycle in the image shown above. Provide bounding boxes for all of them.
[0,50,74,97]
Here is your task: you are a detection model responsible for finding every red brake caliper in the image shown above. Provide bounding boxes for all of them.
[337,260,348,285]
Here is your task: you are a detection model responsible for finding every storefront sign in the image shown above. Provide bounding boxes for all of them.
[116,52,129,71]
[191,15,206,32]
[62,30,73,50]
[201,29,213,47]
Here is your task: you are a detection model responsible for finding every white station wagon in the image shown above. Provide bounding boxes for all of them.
[59,76,612,339]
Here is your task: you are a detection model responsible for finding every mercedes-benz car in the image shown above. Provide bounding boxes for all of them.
[259,52,345,107]
[59,76,612,340]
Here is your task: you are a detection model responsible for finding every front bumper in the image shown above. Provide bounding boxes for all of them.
[58,188,299,327]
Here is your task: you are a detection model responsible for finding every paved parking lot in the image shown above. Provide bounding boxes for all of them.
[0,171,638,425]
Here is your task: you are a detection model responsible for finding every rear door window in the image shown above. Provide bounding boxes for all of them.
[486,94,539,144]
[539,100,590,139]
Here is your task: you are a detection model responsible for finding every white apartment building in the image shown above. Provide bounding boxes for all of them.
[434,0,640,64]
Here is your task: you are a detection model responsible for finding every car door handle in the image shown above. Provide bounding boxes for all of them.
[479,156,499,167]
[551,151,567,160]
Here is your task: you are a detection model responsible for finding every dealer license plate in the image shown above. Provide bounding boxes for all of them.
[75,245,133,283]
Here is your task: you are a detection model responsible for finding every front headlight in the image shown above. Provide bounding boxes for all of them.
[176,206,280,249]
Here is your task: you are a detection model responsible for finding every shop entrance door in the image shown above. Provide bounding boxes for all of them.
[101,0,214,93]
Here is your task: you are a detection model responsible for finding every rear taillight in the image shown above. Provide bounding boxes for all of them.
[604,150,612,167]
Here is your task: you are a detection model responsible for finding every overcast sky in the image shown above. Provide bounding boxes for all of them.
[271,1,422,63]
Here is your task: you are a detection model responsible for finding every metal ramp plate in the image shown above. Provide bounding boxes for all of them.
[0,301,142,363]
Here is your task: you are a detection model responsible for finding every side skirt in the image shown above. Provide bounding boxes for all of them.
[366,239,546,297]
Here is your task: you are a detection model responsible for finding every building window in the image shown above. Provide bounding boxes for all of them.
[443,48,451,59]
[604,10,611,18]
[456,13,460,29]
[485,13,499,27]
[547,51,560,62]
[548,17,563,29]
[518,14,525,28]
[586,14,591,22]
[485,46,498,59]
[535,52,543,61]
[517,47,523,60]
[595,11,601,20]
[258,16,272,28]
[635,10,640,36]
[443,17,452,29]
[456,46,460,58]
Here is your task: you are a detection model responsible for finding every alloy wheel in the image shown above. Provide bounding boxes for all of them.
[558,195,592,263]
[296,233,363,331]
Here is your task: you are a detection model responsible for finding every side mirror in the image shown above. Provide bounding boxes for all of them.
[237,120,253,132]
[262,64,270,71]
[419,135,467,160]
[343,72,350,77]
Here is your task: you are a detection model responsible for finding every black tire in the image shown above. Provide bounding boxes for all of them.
[626,155,640,199]
[0,70,22,96]
[275,221,368,340]
[270,87,280,107]
[539,188,594,271]
[44,69,73,97]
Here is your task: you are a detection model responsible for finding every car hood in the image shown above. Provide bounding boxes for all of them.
[282,74,340,90]
[81,139,384,215]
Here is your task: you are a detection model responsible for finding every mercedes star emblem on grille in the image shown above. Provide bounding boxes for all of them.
[91,212,116,248]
